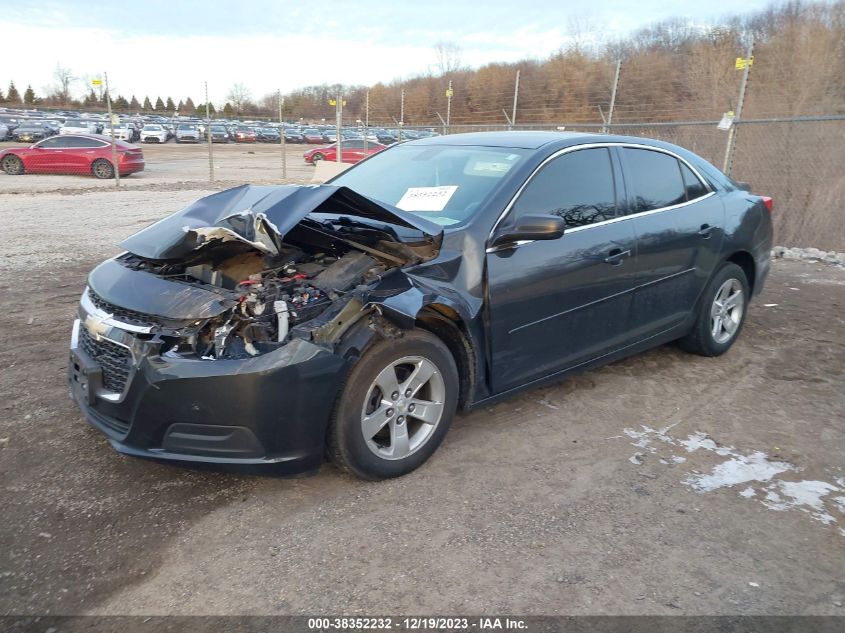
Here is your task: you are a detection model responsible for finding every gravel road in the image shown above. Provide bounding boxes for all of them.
[0,186,843,617]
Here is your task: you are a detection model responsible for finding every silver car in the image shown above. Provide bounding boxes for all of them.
[176,123,200,143]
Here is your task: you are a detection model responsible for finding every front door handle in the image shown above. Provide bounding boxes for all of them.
[698,224,715,238]
[604,249,631,266]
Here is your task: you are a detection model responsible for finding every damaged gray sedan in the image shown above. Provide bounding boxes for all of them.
[69,132,772,479]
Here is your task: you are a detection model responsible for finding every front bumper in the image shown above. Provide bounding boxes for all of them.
[68,311,348,473]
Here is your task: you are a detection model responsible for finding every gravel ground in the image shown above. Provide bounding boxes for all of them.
[0,186,843,617]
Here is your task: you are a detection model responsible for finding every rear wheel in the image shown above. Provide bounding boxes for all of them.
[679,262,749,356]
[1,154,24,175]
[311,152,325,163]
[91,159,115,180]
[327,330,458,480]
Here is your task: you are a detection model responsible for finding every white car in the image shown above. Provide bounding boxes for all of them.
[0,123,9,141]
[60,120,97,135]
[141,124,168,143]
[102,122,134,142]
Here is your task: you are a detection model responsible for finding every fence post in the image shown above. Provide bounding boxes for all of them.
[446,80,453,134]
[335,92,343,163]
[605,59,621,134]
[363,90,369,154]
[205,81,214,182]
[399,88,405,141]
[278,90,286,180]
[511,70,520,129]
[723,37,754,176]
[104,72,119,188]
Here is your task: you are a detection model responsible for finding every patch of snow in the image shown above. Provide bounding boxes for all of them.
[684,451,793,492]
[739,487,756,498]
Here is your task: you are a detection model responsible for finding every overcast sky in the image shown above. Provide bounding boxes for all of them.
[2,0,777,106]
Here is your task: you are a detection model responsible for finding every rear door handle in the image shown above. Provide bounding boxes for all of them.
[698,224,715,238]
[604,249,631,265]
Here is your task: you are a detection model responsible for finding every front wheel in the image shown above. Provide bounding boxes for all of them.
[327,329,458,480]
[91,158,115,179]
[1,154,24,175]
[311,152,324,163]
[679,262,749,356]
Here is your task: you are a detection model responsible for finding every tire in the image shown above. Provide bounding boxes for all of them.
[311,152,324,163]
[1,154,24,175]
[327,329,458,480]
[678,262,749,357]
[91,158,115,180]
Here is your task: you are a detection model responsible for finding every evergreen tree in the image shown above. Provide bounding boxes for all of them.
[114,95,129,111]
[165,97,175,111]
[7,81,21,104]
[129,95,140,111]
[185,97,196,112]
[23,85,37,105]
[196,102,215,116]
[83,89,97,107]
[142,96,153,111]
[176,99,184,112]
[155,96,165,110]
[0,87,5,103]
[223,102,234,117]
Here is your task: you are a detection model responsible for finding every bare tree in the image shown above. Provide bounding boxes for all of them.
[433,40,463,76]
[53,64,76,105]
[226,83,252,115]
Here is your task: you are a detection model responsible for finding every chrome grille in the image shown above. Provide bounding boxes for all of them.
[88,290,161,329]
[78,326,132,393]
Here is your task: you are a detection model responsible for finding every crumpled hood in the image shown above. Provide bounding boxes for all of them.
[120,184,444,261]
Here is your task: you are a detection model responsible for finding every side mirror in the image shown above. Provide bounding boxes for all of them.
[490,214,566,248]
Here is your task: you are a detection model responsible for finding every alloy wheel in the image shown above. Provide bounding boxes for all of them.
[361,356,445,460]
[710,278,744,344]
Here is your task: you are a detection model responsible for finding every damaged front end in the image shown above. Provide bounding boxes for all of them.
[69,184,443,468]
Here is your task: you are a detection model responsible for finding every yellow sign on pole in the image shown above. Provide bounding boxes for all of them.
[445,89,453,97]
[91,79,102,86]
[735,56,754,69]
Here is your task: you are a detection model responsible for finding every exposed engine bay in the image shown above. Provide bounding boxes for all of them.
[87,185,444,362]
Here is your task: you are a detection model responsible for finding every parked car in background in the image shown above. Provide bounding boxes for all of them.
[255,127,282,143]
[284,129,306,143]
[234,126,257,143]
[176,123,201,143]
[0,123,9,141]
[0,134,144,178]
[322,130,338,143]
[208,124,230,143]
[302,128,324,144]
[102,122,134,142]
[303,140,386,165]
[12,122,55,142]
[141,124,168,143]
[61,120,98,135]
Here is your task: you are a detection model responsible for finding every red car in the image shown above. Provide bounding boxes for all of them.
[0,134,144,179]
[234,126,257,143]
[303,140,386,165]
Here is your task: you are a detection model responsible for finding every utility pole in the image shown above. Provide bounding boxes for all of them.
[398,88,405,141]
[511,70,520,130]
[723,37,754,176]
[605,59,621,134]
[335,91,343,163]
[446,80,453,135]
[278,90,286,179]
[104,72,119,188]
[205,81,213,182]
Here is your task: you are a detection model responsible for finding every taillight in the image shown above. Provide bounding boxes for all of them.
[761,196,773,212]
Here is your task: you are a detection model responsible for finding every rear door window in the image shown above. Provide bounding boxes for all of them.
[511,148,618,228]
[622,148,687,212]
[680,162,709,200]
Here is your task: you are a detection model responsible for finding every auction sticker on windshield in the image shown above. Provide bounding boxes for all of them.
[396,185,458,212]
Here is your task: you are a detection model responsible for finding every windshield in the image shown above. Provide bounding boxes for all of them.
[178,124,197,130]
[143,125,161,130]
[330,144,528,226]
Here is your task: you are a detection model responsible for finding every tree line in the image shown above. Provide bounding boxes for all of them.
[1,1,841,124]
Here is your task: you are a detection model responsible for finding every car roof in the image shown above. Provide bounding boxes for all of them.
[402,131,596,149]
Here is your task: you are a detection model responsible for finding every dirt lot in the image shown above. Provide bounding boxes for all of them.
[0,179,843,617]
